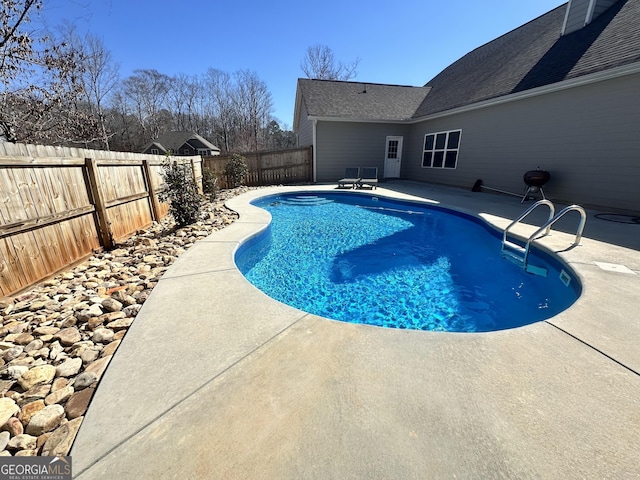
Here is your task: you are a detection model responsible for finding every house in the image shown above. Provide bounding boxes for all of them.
[293,0,640,213]
[141,131,220,157]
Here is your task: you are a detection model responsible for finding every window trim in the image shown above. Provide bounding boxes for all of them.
[421,129,462,170]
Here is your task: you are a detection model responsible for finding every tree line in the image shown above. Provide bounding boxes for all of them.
[0,1,295,153]
[102,66,295,153]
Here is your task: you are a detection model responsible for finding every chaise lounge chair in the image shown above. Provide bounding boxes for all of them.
[357,167,378,189]
[338,167,361,189]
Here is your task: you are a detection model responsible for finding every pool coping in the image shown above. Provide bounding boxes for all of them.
[71,182,640,479]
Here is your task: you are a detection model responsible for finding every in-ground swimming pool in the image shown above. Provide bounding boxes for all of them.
[235,192,581,332]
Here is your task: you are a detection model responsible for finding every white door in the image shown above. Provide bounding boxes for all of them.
[383,136,403,178]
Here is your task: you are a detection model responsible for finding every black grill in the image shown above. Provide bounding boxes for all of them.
[522,170,550,203]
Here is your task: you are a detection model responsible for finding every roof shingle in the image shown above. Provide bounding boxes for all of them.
[142,131,219,153]
[297,79,431,121]
[296,1,639,124]
[414,0,640,117]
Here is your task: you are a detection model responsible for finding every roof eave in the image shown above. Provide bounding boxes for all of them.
[306,115,417,124]
[293,82,308,132]
[303,62,640,126]
[413,61,640,122]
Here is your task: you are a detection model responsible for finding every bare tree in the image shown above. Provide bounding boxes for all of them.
[122,69,171,140]
[301,44,360,81]
[60,28,120,149]
[77,33,120,149]
[0,0,88,143]
[203,68,236,152]
[234,70,273,152]
[167,74,203,133]
[107,90,144,152]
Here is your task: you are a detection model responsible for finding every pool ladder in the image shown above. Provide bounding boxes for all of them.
[501,200,587,276]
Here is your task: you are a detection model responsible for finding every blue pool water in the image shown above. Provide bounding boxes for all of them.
[235,193,581,332]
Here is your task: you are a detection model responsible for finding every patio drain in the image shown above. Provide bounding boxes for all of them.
[594,262,636,274]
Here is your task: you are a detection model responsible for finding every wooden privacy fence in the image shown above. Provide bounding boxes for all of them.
[0,142,202,298]
[203,146,312,189]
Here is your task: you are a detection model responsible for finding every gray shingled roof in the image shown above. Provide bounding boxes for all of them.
[148,131,219,152]
[296,0,639,123]
[297,79,431,121]
[414,0,640,117]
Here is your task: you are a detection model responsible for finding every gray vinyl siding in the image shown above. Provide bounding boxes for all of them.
[564,0,590,34]
[406,72,640,213]
[296,104,314,147]
[592,0,619,19]
[315,122,411,182]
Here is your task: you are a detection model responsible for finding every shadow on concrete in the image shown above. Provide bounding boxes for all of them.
[381,180,640,252]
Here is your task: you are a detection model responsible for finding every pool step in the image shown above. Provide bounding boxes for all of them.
[501,241,548,277]
[502,240,526,256]
[276,196,334,206]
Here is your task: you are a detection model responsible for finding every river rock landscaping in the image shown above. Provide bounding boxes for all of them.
[0,187,252,456]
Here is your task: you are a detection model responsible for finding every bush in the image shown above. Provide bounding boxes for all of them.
[224,154,249,187]
[159,160,202,227]
[202,167,218,201]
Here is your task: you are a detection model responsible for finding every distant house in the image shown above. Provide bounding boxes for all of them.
[293,0,640,213]
[141,132,220,157]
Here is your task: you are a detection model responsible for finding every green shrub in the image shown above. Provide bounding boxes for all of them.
[224,154,249,187]
[159,160,202,227]
[202,167,218,201]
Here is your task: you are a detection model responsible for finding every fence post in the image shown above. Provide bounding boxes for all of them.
[142,159,162,222]
[257,152,263,186]
[190,158,202,193]
[84,158,113,250]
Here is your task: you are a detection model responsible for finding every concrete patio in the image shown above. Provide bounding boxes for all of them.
[70,181,640,479]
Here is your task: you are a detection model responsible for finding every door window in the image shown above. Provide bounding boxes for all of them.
[387,140,399,159]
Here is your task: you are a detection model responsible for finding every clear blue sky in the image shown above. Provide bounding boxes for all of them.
[42,0,567,129]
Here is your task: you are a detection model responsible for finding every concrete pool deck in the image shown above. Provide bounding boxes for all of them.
[71,181,640,479]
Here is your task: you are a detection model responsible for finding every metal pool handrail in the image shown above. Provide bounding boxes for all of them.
[502,199,556,246]
[522,204,587,266]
